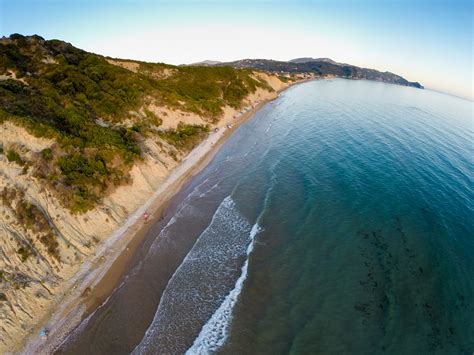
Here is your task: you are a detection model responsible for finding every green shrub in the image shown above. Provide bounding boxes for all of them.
[56,152,130,212]
[15,198,48,232]
[41,148,53,161]
[17,246,32,262]
[278,75,292,83]
[159,123,209,151]
[40,233,59,258]
[10,193,60,258]
[0,187,16,207]
[6,149,24,165]
[143,108,162,126]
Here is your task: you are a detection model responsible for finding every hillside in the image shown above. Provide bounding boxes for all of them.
[216,58,423,88]
[0,34,289,351]
[0,34,278,212]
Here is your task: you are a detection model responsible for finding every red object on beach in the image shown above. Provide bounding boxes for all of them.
[142,212,149,221]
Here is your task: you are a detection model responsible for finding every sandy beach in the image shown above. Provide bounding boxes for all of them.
[19,80,304,354]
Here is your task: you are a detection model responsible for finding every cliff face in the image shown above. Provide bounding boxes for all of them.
[0,34,289,351]
[218,58,424,89]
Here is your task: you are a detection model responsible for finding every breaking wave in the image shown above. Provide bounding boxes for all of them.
[186,223,262,354]
[132,196,254,354]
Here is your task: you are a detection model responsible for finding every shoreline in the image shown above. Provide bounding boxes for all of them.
[21,79,307,354]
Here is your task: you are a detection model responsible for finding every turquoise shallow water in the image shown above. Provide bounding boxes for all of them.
[60,79,473,355]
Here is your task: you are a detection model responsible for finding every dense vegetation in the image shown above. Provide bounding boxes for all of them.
[159,123,210,151]
[6,149,25,165]
[0,34,270,212]
[137,63,271,118]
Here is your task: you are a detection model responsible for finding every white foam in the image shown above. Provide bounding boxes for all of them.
[185,223,262,354]
[265,122,273,133]
[132,196,253,354]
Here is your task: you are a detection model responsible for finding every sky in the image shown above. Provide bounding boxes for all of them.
[1,0,472,100]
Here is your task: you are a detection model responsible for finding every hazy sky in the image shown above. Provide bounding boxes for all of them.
[1,0,472,100]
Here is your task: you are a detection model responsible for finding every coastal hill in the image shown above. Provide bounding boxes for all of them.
[214,58,424,88]
[0,33,289,351]
[190,57,423,90]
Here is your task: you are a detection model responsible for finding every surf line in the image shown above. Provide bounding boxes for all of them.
[185,223,262,354]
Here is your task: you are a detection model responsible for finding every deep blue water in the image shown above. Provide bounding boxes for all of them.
[61,79,474,355]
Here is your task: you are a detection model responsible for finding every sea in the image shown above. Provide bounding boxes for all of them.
[58,79,473,355]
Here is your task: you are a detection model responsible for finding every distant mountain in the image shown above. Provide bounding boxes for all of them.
[214,58,423,89]
[289,57,338,64]
[188,60,222,66]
